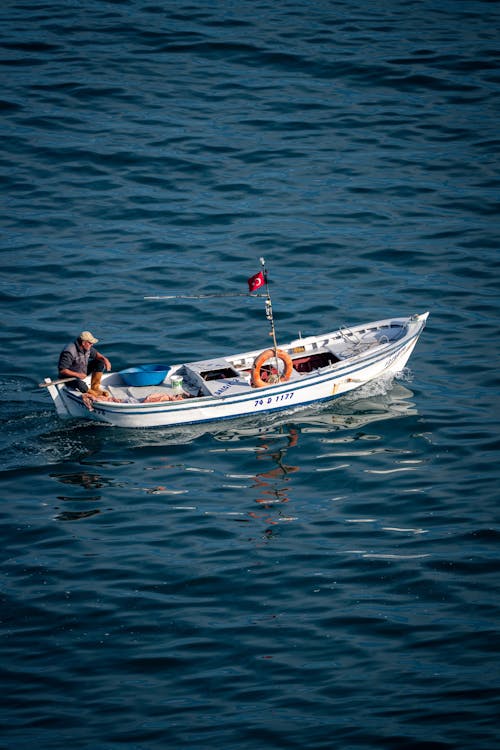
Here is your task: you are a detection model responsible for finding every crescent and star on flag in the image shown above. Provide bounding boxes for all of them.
[247,270,265,292]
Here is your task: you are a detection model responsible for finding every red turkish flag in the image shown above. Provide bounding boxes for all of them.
[247,271,265,292]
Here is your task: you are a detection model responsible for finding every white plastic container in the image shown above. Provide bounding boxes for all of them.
[170,375,183,392]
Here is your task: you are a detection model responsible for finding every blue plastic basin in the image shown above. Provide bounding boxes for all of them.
[119,364,170,387]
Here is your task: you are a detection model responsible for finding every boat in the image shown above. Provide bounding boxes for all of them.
[41,259,427,429]
[42,312,428,430]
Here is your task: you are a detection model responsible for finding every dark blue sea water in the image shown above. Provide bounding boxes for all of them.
[1,1,499,748]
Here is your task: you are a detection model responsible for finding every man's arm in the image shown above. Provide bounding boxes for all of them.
[59,366,87,379]
[58,350,86,379]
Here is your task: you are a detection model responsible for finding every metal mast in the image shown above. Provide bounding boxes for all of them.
[259,257,282,379]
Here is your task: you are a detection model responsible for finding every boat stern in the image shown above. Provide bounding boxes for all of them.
[43,378,74,419]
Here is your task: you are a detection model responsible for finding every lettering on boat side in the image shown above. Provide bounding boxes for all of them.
[385,341,411,369]
[213,380,239,396]
[254,392,295,408]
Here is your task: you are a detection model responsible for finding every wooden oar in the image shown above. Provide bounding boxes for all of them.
[38,377,75,388]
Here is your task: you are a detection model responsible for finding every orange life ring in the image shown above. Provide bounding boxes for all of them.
[251,348,293,388]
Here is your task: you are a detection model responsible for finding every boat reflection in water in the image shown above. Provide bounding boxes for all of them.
[44,378,417,455]
[103,377,417,448]
[222,377,416,488]
[212,378,416,441]
[215,380,419,535]
[45,379,417,524]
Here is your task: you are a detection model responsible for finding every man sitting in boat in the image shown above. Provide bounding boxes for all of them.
[58,330,111,396]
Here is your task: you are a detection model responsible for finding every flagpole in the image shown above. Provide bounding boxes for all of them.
[260,257,282,380]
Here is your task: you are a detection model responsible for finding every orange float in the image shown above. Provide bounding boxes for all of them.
[251,348,293,388]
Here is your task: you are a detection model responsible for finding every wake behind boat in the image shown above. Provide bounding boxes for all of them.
[42,312,428,429]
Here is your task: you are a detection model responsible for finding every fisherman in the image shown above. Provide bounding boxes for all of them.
[58,330,111,394]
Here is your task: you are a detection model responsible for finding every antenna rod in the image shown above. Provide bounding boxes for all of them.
[144,293,265,300]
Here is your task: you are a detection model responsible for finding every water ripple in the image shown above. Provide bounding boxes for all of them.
[1,1,499,748]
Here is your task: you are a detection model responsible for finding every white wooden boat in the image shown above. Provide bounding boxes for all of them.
[42,312,428,429]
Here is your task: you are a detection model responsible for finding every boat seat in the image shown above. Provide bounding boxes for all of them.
[200,377,251,398]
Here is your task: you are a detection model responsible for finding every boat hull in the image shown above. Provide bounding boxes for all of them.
[43,313,428,429]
